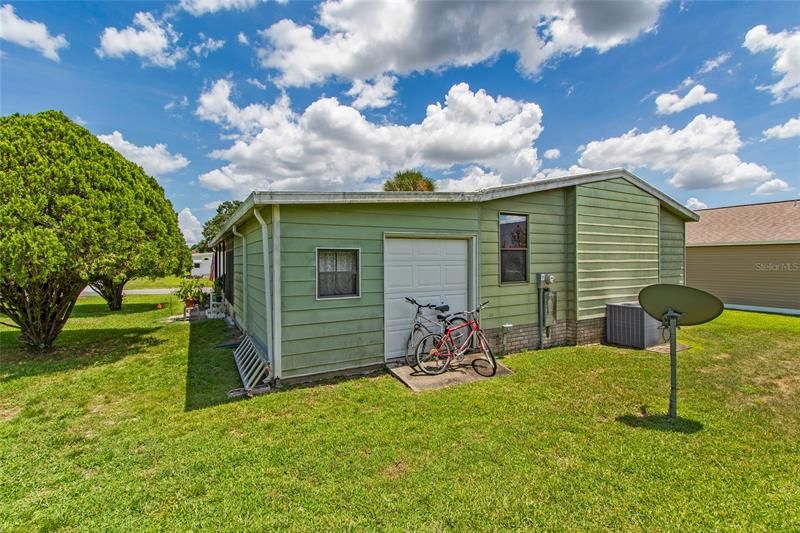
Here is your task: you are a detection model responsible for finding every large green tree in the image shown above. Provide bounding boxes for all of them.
[89,184,190,310]
[194,200,241,252]
[0,111,187,349]
[383,169,437,192]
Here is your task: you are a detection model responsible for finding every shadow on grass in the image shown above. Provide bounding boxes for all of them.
[0,327,162,382]
[184,318,242,412]
[616,414,704,434]
[71,302,163,318]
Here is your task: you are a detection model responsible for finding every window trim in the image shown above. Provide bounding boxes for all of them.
[498,212,530,285]
[315,247,362,300]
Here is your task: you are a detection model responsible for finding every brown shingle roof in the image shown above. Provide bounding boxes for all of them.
[686,199,800,245]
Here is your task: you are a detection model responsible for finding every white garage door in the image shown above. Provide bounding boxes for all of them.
[384,238,469,360]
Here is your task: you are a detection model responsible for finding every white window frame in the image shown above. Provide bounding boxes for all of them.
[315,247,362,300]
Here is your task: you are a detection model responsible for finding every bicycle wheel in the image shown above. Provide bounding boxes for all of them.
[472,331,497,377]
[405,325,427,367]
[445,316,470,353]
[415,333,453,375]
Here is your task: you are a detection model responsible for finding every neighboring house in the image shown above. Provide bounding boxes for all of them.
[686,200,800,315]
[191,252,213,278]
[209,169,697,384]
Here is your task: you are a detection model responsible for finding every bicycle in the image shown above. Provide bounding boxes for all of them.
[404,297,469,368]
[415,301,496,377]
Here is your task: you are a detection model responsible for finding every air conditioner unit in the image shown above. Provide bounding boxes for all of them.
[606,302,663,349]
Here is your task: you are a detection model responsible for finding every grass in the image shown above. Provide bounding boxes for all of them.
[1,296,799,530]
[124,276,211,290]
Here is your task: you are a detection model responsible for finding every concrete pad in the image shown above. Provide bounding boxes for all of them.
[387,354,513,392]
[646,343,690,354]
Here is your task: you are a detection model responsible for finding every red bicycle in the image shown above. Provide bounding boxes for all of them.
[415,301,496,377]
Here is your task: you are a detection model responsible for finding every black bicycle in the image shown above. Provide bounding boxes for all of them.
[404,297,469,368]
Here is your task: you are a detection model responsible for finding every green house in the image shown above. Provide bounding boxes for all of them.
[209,169,697,385]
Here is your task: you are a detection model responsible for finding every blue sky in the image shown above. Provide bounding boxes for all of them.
[1,0,798,243]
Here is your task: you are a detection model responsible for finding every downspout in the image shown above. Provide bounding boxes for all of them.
[232,225,247,330]
[252,209,274,380]
[271,205,282,380]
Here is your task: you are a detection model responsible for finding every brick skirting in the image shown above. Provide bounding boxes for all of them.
[483,316,606,354]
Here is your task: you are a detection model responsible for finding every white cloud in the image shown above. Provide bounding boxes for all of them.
[534,164,591,180]
[655,84,718,114]
[237,32,249,45]
[753,178,792,195]
[164,95,189,111]
[73,115,88,126]
[257,0,666,87]
[196,80,544,195]
[0,4,68,61]
[345,75,397,109]
[204,200,223,210]
[437,167,503,192]
[698,52,731,74]
[246,78,267,90]
[192,34,225,57]
[96,12,186,68]
[178,208,203,245]
[180,0,261,16]
[743,25,800,102]
[97,131,190,176]
[763,115,800,139]
[578,114,774,190]
[685,197,707,210]
[543,148,561,160]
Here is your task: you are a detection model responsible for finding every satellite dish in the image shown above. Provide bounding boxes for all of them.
[637,284,723,418]
[639,284,723,326]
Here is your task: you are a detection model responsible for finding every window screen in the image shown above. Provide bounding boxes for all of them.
[499,213,528,283]
[317,249,360,298]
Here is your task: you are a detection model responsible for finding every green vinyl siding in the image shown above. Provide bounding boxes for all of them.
[659,207,685,284]
[279,202,479,379]
[243,217,270,350]
[479,188,573,329]
[226,174,691,379]
[576,178,660,319]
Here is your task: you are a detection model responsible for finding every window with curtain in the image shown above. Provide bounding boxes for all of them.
[499,213,528,283]
[317,249,360,298]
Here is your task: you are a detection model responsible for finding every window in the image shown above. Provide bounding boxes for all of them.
[499,213,528,283]
[193,262,201,269]
[317,249,360,298]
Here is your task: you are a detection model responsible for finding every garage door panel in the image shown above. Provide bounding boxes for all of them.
[385,265,413,290]
[384,238,470,360]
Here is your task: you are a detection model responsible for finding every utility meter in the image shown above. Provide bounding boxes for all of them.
[536,272,555,288]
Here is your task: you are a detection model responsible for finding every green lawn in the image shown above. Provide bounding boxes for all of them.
[124,276,210,290]
[1,296,798,530]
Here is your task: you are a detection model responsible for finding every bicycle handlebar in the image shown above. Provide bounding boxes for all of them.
[405,296,437,309]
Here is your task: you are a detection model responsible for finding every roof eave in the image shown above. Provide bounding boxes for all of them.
[208,168,698,246]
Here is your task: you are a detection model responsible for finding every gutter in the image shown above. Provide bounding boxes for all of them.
[252,208,274,380]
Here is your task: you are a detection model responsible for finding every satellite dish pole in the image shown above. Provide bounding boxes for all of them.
[639,284,723,420]
[664,308,681,418]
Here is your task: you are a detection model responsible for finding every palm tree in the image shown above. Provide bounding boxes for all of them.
[383,170,437,192]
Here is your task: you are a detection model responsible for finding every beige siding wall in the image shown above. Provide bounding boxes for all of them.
[686,244,800,310]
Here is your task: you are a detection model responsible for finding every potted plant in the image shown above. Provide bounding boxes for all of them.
[175,279,204,309]
[212,279,223,300]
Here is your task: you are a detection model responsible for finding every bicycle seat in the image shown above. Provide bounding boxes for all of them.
[436,313,449,320]
[435,305,449,312]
